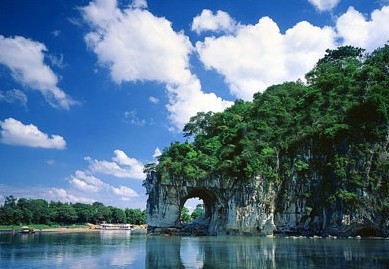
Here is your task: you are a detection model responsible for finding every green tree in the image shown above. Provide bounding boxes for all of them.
[51,203,78,225]
[0,195,23,225]
[92,202,112,223]
[180,207,191,223]
[73,203,94,223]
[191,204,204,220]
[16,198,33,224]
[124,208,146,225]
[111,207,126,223]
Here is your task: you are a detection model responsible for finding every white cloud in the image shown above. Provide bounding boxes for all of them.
[0,89,27,107]
[0,35,77,109]
[196,17,335,100]
[0,118,66,149]
[153,147,161,159]
[336,6,389,52]
[82,0,192,85]
[166,75,232,128]
[124,110,146,126]
[308,0,341,12]
[85,156,134,178]
[69,170,106,192]
[69,169,140,201]
[84,150,145,179]
[81,0,232,130]
[47,53,65,69]
[51,30,61,37]
[131,0,147,9]
[46,159,56,166]
[47,188,94,204]
[191,9,238,34]
[149,96,159,104]
[112,149,141,167]
[111,185,139,199]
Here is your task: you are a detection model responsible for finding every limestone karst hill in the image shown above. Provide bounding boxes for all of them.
[144,45,389,236]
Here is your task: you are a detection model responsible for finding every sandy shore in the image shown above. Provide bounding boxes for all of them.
[37,227,98,233]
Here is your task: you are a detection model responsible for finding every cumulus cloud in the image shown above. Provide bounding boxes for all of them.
[111,185,139,200]
[69,170,139,201]
[0,89,27,107]
[308,0,341,12]
[82,2,192,85]
[0,118,66,149]
[191,9,238,34]
[112,149,142,167]
[195,6,389,100]
[196,17,335,100]
[81,0,232,130]
[0,35,77,109]
[47,188,94,204]
[84,149,145,179]
[166,76,232,128]
[69,170,106,192]
[336,6,389,52]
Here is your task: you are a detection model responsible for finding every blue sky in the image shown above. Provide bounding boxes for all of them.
[1,0,388,210]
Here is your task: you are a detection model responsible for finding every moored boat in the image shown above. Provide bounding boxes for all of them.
[96,223,133,230]
[20,226,35,234]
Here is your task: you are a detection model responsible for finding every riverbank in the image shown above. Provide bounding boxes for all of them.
[0,224,147,234]
[0,226,95,234]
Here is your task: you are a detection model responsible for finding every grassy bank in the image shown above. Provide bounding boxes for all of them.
[0,224,89,230]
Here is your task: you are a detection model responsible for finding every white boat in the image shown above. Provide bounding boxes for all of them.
[19,226,35,234]
[97,223,133,230]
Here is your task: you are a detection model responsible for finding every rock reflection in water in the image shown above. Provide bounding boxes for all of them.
[1,233,388,268]
[145,236,389,269]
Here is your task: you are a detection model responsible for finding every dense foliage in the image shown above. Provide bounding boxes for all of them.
[0,195,146,226]
[179,204,205,223]
[155,45,389,216]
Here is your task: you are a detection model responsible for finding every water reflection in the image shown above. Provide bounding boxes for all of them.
[1,232,388,268]
[180,237,204,268]
[145,236,389,269]
[0,231,146,269]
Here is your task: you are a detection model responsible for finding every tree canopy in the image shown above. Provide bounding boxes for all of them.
[0,196,146,226]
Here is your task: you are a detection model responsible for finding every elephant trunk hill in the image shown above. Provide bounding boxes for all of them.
[143,45,389,237]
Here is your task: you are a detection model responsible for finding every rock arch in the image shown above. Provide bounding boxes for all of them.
[180,187,214,220]
[143,171,275,235]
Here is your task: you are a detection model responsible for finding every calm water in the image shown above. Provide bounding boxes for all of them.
[1,231,388,268]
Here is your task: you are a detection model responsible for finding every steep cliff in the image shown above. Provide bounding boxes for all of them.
[144,45,389,236]
[143,170,276,235]
[275,133,389,236]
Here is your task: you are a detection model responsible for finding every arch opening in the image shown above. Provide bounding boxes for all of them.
[178,187,216,235]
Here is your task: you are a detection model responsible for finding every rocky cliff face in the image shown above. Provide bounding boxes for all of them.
[274,131,389,237]
[144,171,276,235]
[144,131,388,237]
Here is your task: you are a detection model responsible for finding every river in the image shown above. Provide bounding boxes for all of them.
[1,231,388,268]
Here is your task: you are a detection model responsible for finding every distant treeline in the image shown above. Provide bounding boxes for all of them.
[0,195,146,226]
